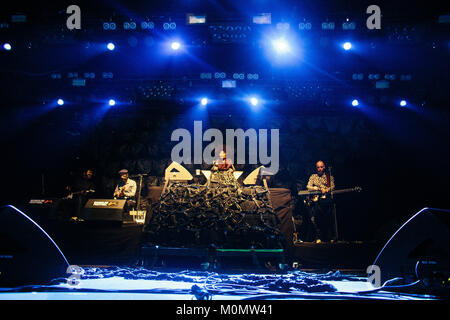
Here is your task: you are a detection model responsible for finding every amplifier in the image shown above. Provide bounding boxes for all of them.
[81,199,126,222]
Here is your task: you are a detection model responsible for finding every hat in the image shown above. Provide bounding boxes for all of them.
[118,169,128,175]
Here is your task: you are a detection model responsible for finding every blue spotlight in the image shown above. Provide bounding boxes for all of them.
[107,43,115,51]
[171,41,181,50]
[343,42,352,50]
[3,43,11,51]
[108,99,116,106]
[272,38,290,54]
[200,97,208,106]
[57,99,64,106]
[250,97,259,106]
[351,99,359,107]
[399,100,407,107]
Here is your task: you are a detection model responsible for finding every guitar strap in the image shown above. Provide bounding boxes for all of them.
[325,174,331,188]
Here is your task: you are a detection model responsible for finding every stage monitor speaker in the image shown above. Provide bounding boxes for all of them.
[0,205,70,286]
[81,199,126,222]
[371,207,450,284]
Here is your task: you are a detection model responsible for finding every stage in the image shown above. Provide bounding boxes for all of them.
[2,184,446,301]
[0,265,435,300]
[16,187,381,270]
[1,0,449,304]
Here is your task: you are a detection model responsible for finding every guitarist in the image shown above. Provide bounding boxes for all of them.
[67,169,96,196]
[306,161,335,243]
[113,169,137,219]
[62,169,96,220]
[113,169,137,200]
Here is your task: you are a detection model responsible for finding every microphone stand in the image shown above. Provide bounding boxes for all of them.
[329,166,339,242]
[133,174,148,214]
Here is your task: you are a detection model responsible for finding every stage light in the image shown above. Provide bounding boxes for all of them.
[222,80,236,88]
[187,14,206,24]
[253,13,271,25]
[108,99,116,106]
[107,43,115,51]
[400,100,407,107]
[272,38,290,54]
[57,99,64,106]
[200,97,208,106]
[3,43,11,50]
[343,42,352,50]
[250,97,259,106]
[171,41,181,50]
[351,99,359,106]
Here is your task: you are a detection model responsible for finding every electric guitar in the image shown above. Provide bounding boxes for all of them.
[114,185,127,198]
[298,186,362,203]
[63,189,95,200]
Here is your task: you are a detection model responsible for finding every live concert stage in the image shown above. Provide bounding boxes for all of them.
[0,0,449,306]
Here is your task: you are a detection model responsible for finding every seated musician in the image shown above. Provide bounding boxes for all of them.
[306,161,336,243]
[114,169,137,218]
[113,169,137,199]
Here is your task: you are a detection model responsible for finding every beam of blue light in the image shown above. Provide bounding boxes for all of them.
[3,43,12,50]
[352,99,359,107]
[343,42,352,50]
[107,43,115,51]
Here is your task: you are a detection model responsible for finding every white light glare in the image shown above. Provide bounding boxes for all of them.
[272,38,290,54]
[171,41,181,50]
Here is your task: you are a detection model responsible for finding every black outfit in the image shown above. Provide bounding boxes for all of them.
[70,176,96,218]
[307,197,335,242]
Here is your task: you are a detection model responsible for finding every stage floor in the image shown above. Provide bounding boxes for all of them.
[0,267,436,300]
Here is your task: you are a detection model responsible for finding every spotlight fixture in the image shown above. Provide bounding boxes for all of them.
[351,99,359,106]
[400,100,407,107]
[107,43,115,51]
[3,43,11,50]
[200,97,208,106]
[57,99,64,106]
[108,99,116,106]
[250,97,259,106]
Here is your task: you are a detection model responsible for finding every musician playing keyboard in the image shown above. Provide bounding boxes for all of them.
[306,161,336,243]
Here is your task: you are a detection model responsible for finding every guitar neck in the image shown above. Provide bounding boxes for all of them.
[331,188,357,195]
[73,189,95,195]
[298,187,360,197]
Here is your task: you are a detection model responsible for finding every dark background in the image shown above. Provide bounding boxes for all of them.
[0,0,449,244]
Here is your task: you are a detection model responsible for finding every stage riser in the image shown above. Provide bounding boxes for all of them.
[139,246,286,270]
